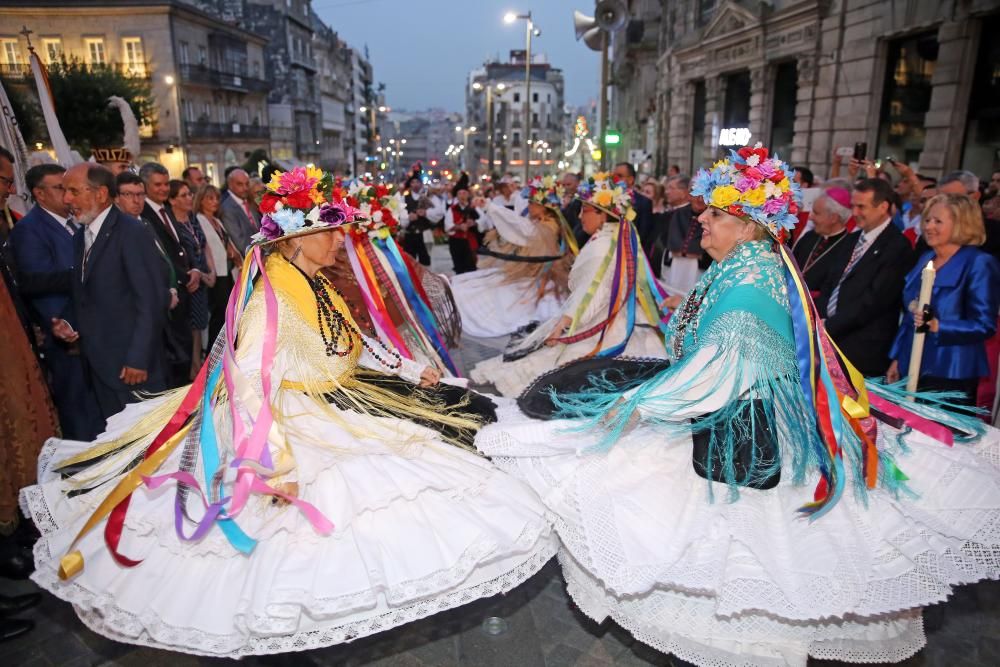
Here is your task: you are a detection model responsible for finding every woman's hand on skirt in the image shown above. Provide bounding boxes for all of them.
[271,482,299,507]
[419,366,442,387]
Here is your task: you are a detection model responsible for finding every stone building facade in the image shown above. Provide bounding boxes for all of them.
[0,0,271,179]
[611,0,1000,180]
[466,50,566,179]
[312,12,353,174]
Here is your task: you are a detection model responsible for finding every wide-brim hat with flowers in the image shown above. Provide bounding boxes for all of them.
[253,166,364,245]
[577,172,636,223]
[690,142,802,239]
[332,178,404,239]
[521,175,563,210]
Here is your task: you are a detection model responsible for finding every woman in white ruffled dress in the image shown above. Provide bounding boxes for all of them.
[471,174,667,396]
[20,168,556,658]
[451,179,572,339]
[476,146,1000,666]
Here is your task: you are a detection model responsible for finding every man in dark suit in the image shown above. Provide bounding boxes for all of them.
[402,175,433,266]
[139,162,198,388]
[10,164,102,439]
[612,162,655,255]
[791,187,853,297]
[51,164,168,425]
[219,168,261,254]
[816,178,914,377]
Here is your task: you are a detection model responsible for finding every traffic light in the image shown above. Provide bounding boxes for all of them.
[604,131,621,145]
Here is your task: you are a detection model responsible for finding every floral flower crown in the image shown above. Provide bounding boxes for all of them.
[690,142,802,238]
[254,166,363,245]
[577,172,636,222]
[331,179,403,236]
[520,175,563,209]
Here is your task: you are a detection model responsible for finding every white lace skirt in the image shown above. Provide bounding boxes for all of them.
[476,400,1000,666]
[21,393,557,657]
[450,268,564,339]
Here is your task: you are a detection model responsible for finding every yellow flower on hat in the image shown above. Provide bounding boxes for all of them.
[778,177,790,190]
[594,189,614,208]
[625,208,637,222]
[267,170,283,193]
[741,186,767,208]
[711,185,740,209]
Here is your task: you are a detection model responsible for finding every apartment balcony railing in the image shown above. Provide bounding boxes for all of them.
[185,121,269,140]
[0,61,150,79]
[178,63,269,93]
[289,53,317,71]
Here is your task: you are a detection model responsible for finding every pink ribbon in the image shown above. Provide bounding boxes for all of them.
[869,393,954,447]
[344,236,412,357]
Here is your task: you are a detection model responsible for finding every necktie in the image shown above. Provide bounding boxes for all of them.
[243,200,257,229]
[826,232,867,316]
[65,220,77,235]
[159,208,179,241]
[82,227,96,277]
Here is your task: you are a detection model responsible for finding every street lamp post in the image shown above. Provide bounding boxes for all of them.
[505,11,535,182]
[474,81,506,178]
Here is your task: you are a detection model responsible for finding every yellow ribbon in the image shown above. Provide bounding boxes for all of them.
[59,423,193,579]
[567,225,620,336]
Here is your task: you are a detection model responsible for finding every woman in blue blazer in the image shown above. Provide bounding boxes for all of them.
[887,194,1000,406]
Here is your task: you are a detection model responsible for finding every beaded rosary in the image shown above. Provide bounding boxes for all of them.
[311,274,403,370]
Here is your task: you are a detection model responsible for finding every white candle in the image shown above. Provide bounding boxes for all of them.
[906,260,936,396]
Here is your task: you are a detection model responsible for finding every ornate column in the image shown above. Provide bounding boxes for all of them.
[701,75,725,168]
[790,54,817,168]
[748,64,774,147]
[918,19,978,176]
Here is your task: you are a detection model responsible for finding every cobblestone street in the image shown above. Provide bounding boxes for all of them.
[3,244,999,666]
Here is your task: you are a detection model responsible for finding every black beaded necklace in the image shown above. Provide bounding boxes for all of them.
[307,270,403,370]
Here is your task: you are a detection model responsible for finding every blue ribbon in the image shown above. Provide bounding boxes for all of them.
[194,268,258,554]
[376,237,459,376]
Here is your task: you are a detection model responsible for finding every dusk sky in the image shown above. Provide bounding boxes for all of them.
[314,0,601,113]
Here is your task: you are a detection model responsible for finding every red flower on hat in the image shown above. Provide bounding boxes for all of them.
[769,169,785,184]
[283,189,313,209]
[375,185,389,198]
[259,193,281,215]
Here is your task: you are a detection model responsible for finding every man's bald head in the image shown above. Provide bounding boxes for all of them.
[227,169,250,199]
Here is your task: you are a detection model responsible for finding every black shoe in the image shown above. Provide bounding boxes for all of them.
[0,545,33,580]
[0,618,34,642]
[0,593,41,617]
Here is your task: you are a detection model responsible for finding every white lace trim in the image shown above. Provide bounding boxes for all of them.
[21,467,558,657]
[558,551,927,667]
[55,542,556,658]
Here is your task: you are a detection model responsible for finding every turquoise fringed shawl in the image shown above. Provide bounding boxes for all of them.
[553,241,898,503]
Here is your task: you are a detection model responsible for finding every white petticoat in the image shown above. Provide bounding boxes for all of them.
[475,399,1000,666]
[21,393,557,658]
[450,267,564,339]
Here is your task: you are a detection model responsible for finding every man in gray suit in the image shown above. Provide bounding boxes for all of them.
[219,168,260,254]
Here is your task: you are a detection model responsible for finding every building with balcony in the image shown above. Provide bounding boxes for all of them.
[236,0,320,164]
[0,0,272,180]
[312,11,352,174]
[465,50,566,179]
[349,48,376,177]
[612,0,1000,180]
